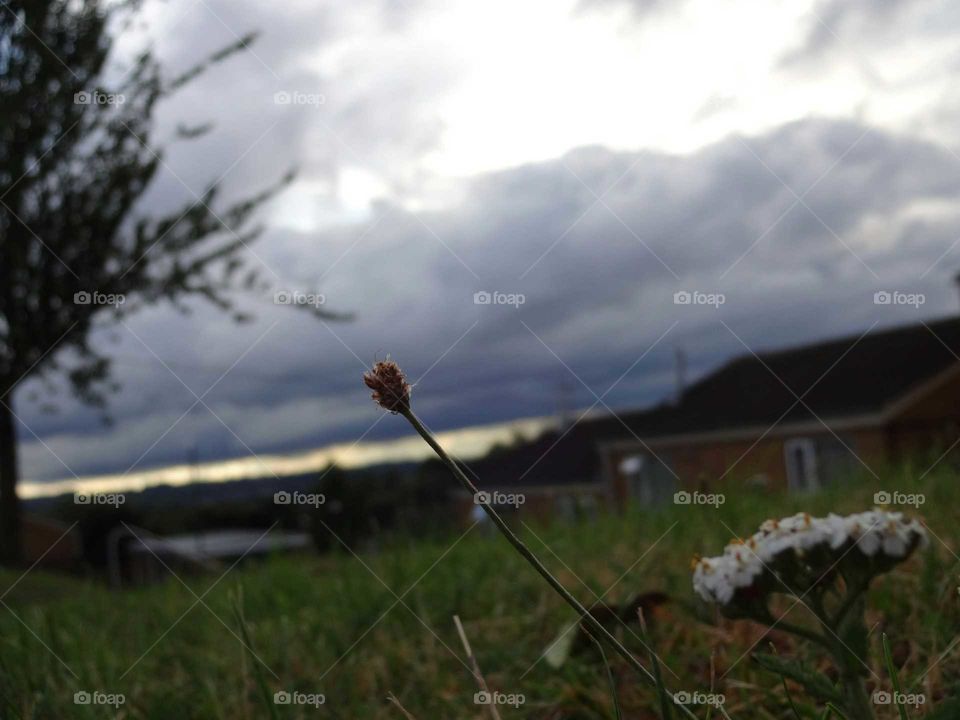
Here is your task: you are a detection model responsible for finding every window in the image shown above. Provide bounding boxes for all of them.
[620,453,676,506]
[784,438,819,492]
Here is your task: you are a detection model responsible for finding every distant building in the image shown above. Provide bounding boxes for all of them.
[451,423,613,524]
[454,316,960,519]
[110,527,311,586]
[603,316,960,505]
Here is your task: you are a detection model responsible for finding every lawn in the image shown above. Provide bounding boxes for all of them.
[0,462,957,718]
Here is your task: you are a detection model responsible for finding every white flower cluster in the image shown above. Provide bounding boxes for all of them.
[693,510,926,605]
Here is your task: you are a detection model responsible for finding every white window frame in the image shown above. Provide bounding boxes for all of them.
[784,437,820,492]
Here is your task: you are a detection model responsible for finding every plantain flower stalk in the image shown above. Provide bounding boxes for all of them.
[362,360,700,719]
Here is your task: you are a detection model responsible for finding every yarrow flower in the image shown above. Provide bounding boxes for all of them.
[693,510,926,607]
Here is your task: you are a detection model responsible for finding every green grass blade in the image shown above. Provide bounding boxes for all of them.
[780,670,804,720]
[769,643,803,720]
[882,633,909,720]
[637,609,673,720]
[231,589,279,720]
[583,624,623,720]
[824,702,849,720]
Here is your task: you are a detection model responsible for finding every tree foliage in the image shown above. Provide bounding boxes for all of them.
[0,0,333,563]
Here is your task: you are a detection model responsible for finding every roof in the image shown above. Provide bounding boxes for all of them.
[466,316,960,487]
[622,315,960,438]
[468,422,607,490]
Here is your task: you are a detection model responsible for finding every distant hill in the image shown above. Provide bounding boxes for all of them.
[24,461,420,514]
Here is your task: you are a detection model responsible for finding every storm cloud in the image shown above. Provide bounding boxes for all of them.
[17,111,960,482]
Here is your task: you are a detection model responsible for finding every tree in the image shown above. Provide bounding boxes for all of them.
[0,0,334,563]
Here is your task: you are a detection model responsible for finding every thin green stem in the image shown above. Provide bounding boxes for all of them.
[838,671,874,720]
[832,580,869,628]
[809,596,875,720]
[402,408,700,720]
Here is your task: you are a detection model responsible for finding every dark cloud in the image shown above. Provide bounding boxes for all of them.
[780,0,958,72]
[16,116,960,482]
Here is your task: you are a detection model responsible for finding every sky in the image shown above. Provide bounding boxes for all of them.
[15,0,960,492]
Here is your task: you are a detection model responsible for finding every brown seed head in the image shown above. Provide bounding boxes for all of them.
[363,359,411,413]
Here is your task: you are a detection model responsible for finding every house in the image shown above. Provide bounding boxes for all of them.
[602,315,960,506]
[448,421,619,524]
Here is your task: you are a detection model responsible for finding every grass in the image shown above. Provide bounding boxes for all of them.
[0,463,958,718]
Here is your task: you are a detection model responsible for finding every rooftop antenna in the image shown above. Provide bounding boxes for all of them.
[555,372,575,431]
